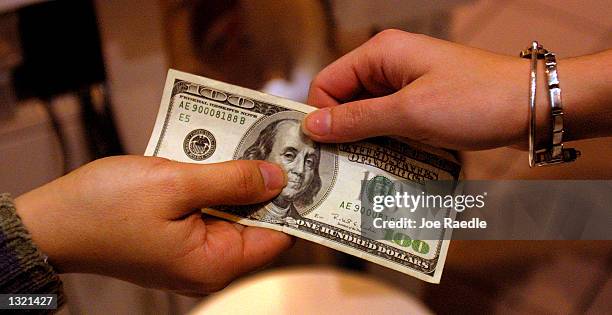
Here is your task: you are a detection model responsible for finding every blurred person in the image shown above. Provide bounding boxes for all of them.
[174,0,335,101]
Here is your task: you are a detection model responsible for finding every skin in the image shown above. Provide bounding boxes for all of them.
[11,30,610,295]
[301,29,612,268]
[302,29,612,150]
[266,121,317,208]
[14,156,292,296]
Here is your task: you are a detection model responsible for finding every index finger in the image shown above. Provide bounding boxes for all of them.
[307,29,429,108]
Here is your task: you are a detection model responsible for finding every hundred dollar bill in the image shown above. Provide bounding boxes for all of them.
[145,69,461,283]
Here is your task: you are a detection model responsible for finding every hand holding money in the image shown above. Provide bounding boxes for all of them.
[14,156,292,295]
[147,69,461,283]
[304,29,543,150]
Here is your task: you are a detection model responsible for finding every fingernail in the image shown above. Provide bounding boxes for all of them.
[303,109,331,136]
[259,162,286,190]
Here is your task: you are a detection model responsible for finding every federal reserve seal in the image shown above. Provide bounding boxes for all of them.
[183,129,216,161]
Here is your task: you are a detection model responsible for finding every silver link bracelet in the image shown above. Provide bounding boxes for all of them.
[520,41,580,167]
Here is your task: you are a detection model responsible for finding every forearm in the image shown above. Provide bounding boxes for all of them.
[304,31,611,151]
[14,181,75,274]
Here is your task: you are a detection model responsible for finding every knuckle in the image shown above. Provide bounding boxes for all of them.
[307,76,324,102]
[371,28,404,44]
[404,31,427,41]
[229,161,263,199]
[310,73,325,91]
[335,104,369,136]
[151,159,189,194]
[370,29,427,51]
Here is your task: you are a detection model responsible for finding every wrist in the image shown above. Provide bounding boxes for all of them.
[0,193,64,299]
[557,51,612,142]
[14,187,73,273]
[535,57,552,150]
[508,57,551,150]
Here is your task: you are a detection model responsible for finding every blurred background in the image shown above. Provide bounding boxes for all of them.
[0,0,610,314]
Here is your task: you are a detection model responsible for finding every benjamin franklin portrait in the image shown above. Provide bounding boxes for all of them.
[241,118,322,222]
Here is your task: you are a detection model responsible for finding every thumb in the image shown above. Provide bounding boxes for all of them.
[302,94,402,143]
[174,160,287,208]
